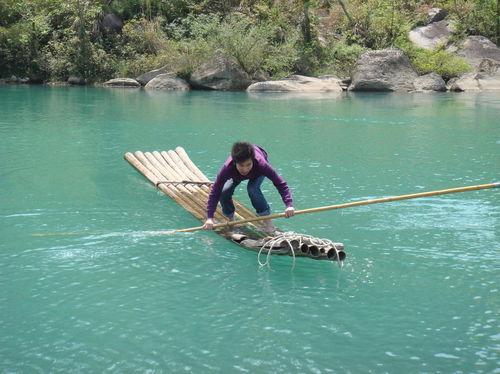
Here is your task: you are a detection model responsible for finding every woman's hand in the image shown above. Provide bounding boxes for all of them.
[285,206,295,218]
[203,218,214,230]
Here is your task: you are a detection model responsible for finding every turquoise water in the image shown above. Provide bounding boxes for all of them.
[1,86,499,372]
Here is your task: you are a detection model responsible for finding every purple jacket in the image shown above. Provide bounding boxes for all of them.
[207,145,293,218]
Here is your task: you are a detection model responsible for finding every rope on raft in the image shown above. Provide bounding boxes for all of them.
[257,231,344,269]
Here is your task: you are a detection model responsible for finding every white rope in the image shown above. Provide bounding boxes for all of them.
[257,231,344,269]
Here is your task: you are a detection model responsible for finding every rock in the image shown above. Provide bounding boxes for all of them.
[413,72,446,91]
[457,36,500,70]
[136,66,170,86]
[144,74,190,90]
[103,78,141,87]
[68,76,86,85]
[449,72,500,91]
[477,72,500,90]
[7,75,18,83]
[349,48,418,91]
[190,55,251,90]
[427,8,447,24]
[101,13,123,34]
[247,75,343,92]
[408,20,453,50]
[18,77,29,84]
[478,58,500,74]
[46,81,69,86]
[445,77,458,91]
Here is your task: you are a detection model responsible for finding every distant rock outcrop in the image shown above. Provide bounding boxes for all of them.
[449,72,500,91]
[349,49,418,91]
[247,75,343,92]
[144,74,190,90]
[408,20,453,50]
[189,55,251,90]
[136,66,170,86]
[68,76,86,85]
[413,72,446,91]
[103,78,141,87]
[456,36,500,70]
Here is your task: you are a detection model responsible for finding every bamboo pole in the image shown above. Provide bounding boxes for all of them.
[173,182,500,233]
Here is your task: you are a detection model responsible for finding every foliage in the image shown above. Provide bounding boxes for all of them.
[0,0,496,82]
[396,38,471,80]
[168,13,300,78]
[121,17,168,55]
[319,40,366,77]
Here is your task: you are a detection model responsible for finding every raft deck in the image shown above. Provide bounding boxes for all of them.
[124,147,345,262]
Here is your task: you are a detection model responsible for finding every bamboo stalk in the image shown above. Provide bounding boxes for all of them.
[151,151,228,223]
[131,152,204,219]
[145,151,208,220]
[174,182,500,233]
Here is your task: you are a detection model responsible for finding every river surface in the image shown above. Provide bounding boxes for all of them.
[1,86,499,372]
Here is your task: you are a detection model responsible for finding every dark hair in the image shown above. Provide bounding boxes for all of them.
[231,141,254,163]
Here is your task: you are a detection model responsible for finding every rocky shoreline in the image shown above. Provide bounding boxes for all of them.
[3,9,499,93]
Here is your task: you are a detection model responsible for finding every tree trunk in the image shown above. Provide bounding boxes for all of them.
[302,0,312,44]
[338,0,354,25]
[497,0,499,46]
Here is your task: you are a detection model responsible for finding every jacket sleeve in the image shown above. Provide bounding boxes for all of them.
[262,164,293,208]
[206,166,230,219]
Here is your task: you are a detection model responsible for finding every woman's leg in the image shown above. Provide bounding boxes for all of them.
[220,179,240,219]
[247,176,270,216]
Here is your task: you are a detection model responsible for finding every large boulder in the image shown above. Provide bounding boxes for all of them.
[456,36,500,70]
[408,20,453,50]
[349,48,418,91]
[449,72,500,91]
[136,66,170,86]
[189,55,251,90]
[144,74,190,90]
[103,78,141,87]
[413,72,446,91]
[247,75,343,92]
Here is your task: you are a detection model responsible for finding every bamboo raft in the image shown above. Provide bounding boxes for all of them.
[124,147,345,262]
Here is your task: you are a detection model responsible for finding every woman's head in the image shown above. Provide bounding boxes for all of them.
[231,141,254,176]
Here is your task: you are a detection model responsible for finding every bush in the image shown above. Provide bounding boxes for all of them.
[411,48,471,80]
[169,13,300,79]
[121,17,168,55]
[397,38,471,80]
[319,40,365,77]
[40,37,117,81]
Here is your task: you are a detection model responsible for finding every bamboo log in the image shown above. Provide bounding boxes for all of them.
[175,146,211,182]
[132,152,205,219]
[144,151,210,221]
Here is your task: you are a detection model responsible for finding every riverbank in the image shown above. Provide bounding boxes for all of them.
[2,1,499,92]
